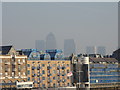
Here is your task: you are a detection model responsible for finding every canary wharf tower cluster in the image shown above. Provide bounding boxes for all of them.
[35,32,76,57]
[1,1,120,90]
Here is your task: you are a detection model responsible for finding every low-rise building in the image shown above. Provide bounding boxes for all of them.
[0,45,27,89]
[112,48,120,62]
[27,60,72,89]
[72,54,120,89]
[89,57,120,89]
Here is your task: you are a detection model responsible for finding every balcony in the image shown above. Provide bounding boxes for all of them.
[12,62,16,65]
[32,66,36,70]
[5,62,10,65]
[62,79,66,82]
[32,74,36,77]
[61,66,66,69]
[47,73,52,77]
[37,66,41,70]
[18,62,23,64]
[18,68,21,71]
[12,68,16,71]
[62,74,65,76]
[5,68,10,72]
[47,66,51,70]
[37,74,40,77]
[57,80,60,83]
[47,79,52,83]
[47,80,50,83]
[57,73,60,76]
[57,66,60,69]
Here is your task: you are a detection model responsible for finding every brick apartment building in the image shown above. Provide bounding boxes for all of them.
[0,46,27,89]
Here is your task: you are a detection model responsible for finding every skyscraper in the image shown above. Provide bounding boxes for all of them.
[97,46,106,56]
[86,46,96,54]
[46,32,57,50]
[64,39,76,56]
[35,40,45,51]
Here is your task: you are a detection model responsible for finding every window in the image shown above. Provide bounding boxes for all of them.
[32,62,35,66]
[53,70,56,74]
[27,64,30,67]
[38,62,41,63]
[28,77,30,81]
[23,59,25,63]
[34,81,37,83]
[62,70,64,73]
[67,77,69,79]
[53,83,56,87]
[12,72,14,76]
[48,70,50,73]
[23,72,26,75]
[67,64,69,67]
[5,72,8,76]
[42,84,45,87]
[32,62,35,64]
[18,59,20,63]
[58,77,60,80]
[42,70,45,74]
[67,83,70,86]
[18,72,21,76]
[53,64,56,67]
[32,66,36,70]
[0,66,2,70]
[0,73,2,76]
[37,71,40,74]
[48,62,50,63]
[42,64,45,67]
[0,59,2,63]
[53,77,56,80]
[18,65,21,71]
[42,77,45,80]
[67,70,69,73]
[32,78,35,81]
[37,77,40,81]
[85,84,89,87]
[18,85,21,87]
[58,83,60,87]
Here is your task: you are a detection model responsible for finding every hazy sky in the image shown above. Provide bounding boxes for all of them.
[2,2,118,54]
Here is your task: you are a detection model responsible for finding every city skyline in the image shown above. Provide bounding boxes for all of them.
[46,32,57,50]
[35,40,45,51]
[86,46,106,55]
[64,39,76,56]
[2,2,118,54]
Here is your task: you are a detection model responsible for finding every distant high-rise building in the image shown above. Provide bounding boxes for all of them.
[64,39,76,56]
[86,46,96,54]
[46,32,57,50]
[35,40,45,51]
[97,46,106,55]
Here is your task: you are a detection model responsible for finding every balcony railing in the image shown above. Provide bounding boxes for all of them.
[5,62,10,65]
[12,68,16,71]
[18,62,23,64]
[5,68,10,72]
[12,62,16,65]
[61,66,66,69]
[47,66,52,70]
[32,66,36,70]
[47,73,52,77]
[37,66,41,70]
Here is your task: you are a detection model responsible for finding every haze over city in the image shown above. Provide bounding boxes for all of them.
[0,2,120,89]
[2,2,118,54]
